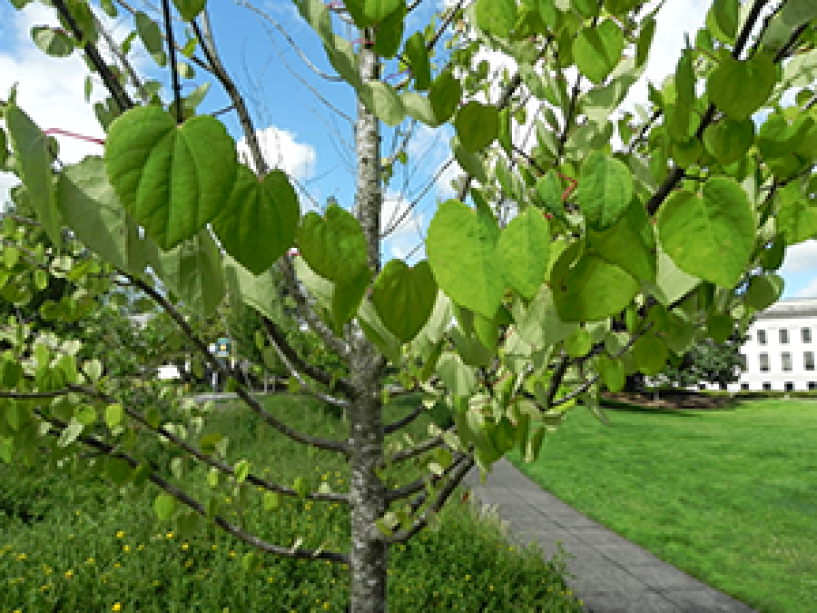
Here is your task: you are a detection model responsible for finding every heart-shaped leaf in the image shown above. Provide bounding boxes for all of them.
[104,106,238,250]
[213,166,299,275]
[429,71,461,124]
[475,0,517,38]
[372,260,438,343]
[359,80,406,126]
[172,0,205,21]
[427,200,503,319]
[497,209,550,299]
[657,177,754,288]
[404,32,431,90]
[573,20,624,84]
[297,204,368,283]
[454,102,498,152]
[702,118,755,166]
[552,252,638,322]
[707,54,776,120]
[576,151,633,230]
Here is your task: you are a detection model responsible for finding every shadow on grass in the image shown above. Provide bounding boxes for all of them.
[598,398,708,417]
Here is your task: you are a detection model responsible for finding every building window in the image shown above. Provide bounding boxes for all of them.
[782,352,793,372]
[741,383,749,391]
[757,329,767,345]
[780,329,789,344]
[739,354,747,370]
[809,382,817,391]
[763,382,772,390]
[759,353,770,372]
[803,328,812,343]
[785,382,795,392]
[806,352,815,371]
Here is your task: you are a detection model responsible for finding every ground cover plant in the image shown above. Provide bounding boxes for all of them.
[0,394,583,611]
[507,398,817,613]
[1,0,816,610]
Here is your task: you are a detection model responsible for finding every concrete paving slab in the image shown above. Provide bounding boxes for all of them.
[464,459,757,613]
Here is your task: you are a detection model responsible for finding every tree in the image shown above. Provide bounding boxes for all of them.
[1,0,815,610]
[658,331,749,390]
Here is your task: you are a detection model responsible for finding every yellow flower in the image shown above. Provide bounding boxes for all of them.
[17,553,27,561]
[138,544,144,551]
[465,574,470,580]
[123,545,131,553]
[229,551,237,558]
[112,603,122,611]
[182,543,189,551]
[116,531,125,538]
[114,563,121,569]
[166,532,174,539]
[86,558,95,565]
[65,570,74,579]
[211,544,218,551]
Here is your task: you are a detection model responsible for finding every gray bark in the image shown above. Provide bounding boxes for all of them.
[347,34,388,613]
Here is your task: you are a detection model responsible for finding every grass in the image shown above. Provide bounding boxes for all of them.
[0,393,583,611]
[507,398,817,613]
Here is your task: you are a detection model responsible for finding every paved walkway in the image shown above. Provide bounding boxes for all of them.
[462,459,756,613]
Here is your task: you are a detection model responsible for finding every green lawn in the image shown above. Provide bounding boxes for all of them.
[507,398,817,613]
[0,394,582,611]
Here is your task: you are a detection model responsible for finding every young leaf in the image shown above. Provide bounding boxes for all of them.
[359,81,406,126]
[104,106,238,250]
[404,32,431,90]
[429,71,461,124]
[573,20,624,85]
[427,200,503,319]
[454,102,498,152]
[706,54,777,121]
[213,167,299,275]
[475,0,517,38]
[576,152,633,231]
[172,0,205,21]
[154,493,177,521]
[31,26,74,57]
[657,177,754,288]
[497,209,550,299]
[105,404,124,429]
[372,260,438,343]
[297,204,368,284]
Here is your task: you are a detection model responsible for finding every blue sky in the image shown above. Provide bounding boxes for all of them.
[1,0,816,298]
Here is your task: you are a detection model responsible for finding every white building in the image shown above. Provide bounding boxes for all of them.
[732,298,817,392]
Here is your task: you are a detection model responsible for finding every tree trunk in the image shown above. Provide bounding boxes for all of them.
[347,31,387,612]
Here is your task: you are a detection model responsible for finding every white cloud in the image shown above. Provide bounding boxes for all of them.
[782,240,817,274]
[796,276,817,298]
[1,4,107,205]
[237,125,316,181]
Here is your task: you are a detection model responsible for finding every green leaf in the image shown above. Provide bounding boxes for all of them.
[57,156,159,276]
[405,32,431,90]
[263,491,280,511]
[632,334,667,376]
[497,209,550,299]
[552,253,638,322]
[706,314,733,344]
[372,260,438,343]
[234,459,251,484]
[105,457,133,486]
[429,71,461,124]
[427,200,503,319]
[564,327,592,357]
[454,102,498,152]
[744,274,784,310]
[436,352,477,397]
[706,0,739,44]
[293,476,308,498]
[297,204,368,284]
[224,254,283,321]
[475,0,517,38]
[31,26,74,57]
[345,0,402,27]
[576,151,633,231]
[372,3,404,58]
[5,106,61,248]
[172,0,205,21]
[294,0,333,45]
[104,106,238,250]
[401,92,437,126]
[74,405,97,426]
[213,167,299,275]
[657,177,755,288]
[155,230,225,317]
[332,267,370,331]
[702,118,755,166]
[588,197,656,282]
[58,421,84,447]
[135,11,166,66]
[154,493,177,521]
[452,138,488,184]
[573,20,624,85]
[777,183,817,244]
[598,355,625,392]
[706,54,777,120]
[359,81,405,126]
[105,404,124,429]
[199,432,223,455]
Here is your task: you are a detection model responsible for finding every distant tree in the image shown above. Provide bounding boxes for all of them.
[658,332,748,390]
